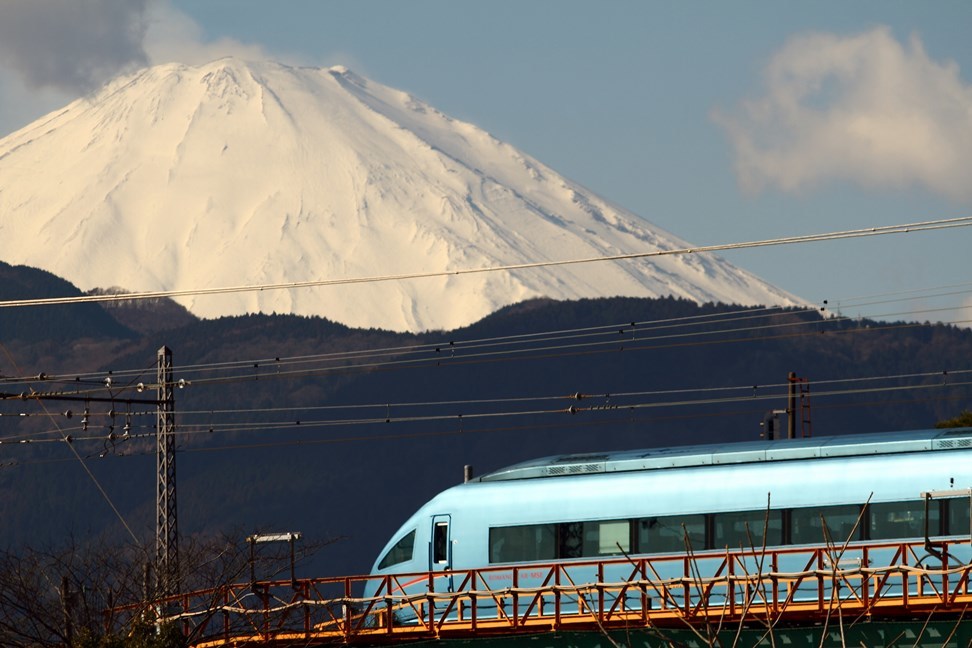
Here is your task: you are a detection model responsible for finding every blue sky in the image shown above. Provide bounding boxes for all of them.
[1,1,970,323]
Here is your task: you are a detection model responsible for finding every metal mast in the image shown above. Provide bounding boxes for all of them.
[156,346,178,596]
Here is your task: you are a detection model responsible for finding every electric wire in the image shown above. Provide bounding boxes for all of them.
[1,283,967,391]
[0,216,969,311]
[2,282,970,449]
[0,342,142,544]
[821,280,972,309]
[2,365,959,426]
[0,303,800,386]
[834,289,972,311]
[4,300,970,399]
[4,304,813,389]
[5,387,972,472]
[4,369,971,448]
[98,309,972,390]
[150,368,972,421]
[2,304,969,405]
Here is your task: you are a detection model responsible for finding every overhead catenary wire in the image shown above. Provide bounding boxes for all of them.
[163,374,972,434]
[1,303,800,386]
[819,280,972,309]
[4,368,971,448]
[5,391,972,474]
[2,282,969,391]
[3,366,968,429]
[156,368,972,420]
[6,388,972,471]
[0,216,969,311]
[0,303,964,393]
[2,270,970,450]
[2,304,970,402]
[160,307,972,390]
[0,341,143,544]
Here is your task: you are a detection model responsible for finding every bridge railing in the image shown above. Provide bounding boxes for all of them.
[107,537,972,646]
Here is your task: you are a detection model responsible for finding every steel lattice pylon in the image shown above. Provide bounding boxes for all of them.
[156,346,178,596]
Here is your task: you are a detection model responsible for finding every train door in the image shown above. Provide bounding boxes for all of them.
[430,514,454,593]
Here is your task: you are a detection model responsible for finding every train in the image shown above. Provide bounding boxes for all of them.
[365,427,972,615]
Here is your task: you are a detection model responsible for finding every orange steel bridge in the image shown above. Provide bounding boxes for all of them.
[108,538,972,647]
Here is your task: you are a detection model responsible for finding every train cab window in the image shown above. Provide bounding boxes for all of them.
[870,501,935,540]
[713,510,782,550]
[948,497,972,537]
[377,529,416,570]
[433,521,449,565]
[637,514,706,553]
[489,524,556,563]
[790,505,862,545]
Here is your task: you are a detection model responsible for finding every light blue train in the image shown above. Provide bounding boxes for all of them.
[366,427,972,617]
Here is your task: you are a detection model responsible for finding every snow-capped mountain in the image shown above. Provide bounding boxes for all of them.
[0,58,803,332]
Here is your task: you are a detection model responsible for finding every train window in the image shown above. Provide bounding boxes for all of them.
[713,510,782,550]
[377,529,416,570]
[560,522,584,558]
[869,501,935,540]
[558,520,631,558]
[637,514,706,553]
[948,497,972,537]
[593,520,630,555]
[489,524,556,563]
[790,505,862,545]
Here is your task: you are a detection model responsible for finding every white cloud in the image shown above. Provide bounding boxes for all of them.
[0,0,149,94]
[714,27,972,203]
[0,0,308,137]
[143,1,288,66]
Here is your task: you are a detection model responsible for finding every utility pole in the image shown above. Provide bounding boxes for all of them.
[156,346,178,597]
[763,373,811,440]
[787,371,797,439]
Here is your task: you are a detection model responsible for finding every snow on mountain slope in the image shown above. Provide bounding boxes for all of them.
[0,58,804,332]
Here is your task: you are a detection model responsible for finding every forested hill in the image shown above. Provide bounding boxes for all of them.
[1,266,971,577]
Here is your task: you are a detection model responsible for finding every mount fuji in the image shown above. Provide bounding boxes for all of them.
[0,58,803,332]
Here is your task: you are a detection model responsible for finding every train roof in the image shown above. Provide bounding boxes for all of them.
[477,427,972,482]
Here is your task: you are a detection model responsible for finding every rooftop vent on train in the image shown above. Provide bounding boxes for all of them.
[933,428,972,450]
[545,454,608,476]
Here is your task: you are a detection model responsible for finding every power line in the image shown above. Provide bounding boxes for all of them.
[0,298,972,399]
[109,310,972,390]
[7,388,972,471]
[1,280,968,392]
[0,342,142,544]
[2,304,813,388]
[5,368,971,448]
[1,303,792,385]
[2,306,969,402]
[822,280,972,307]
[0,216,969,311]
